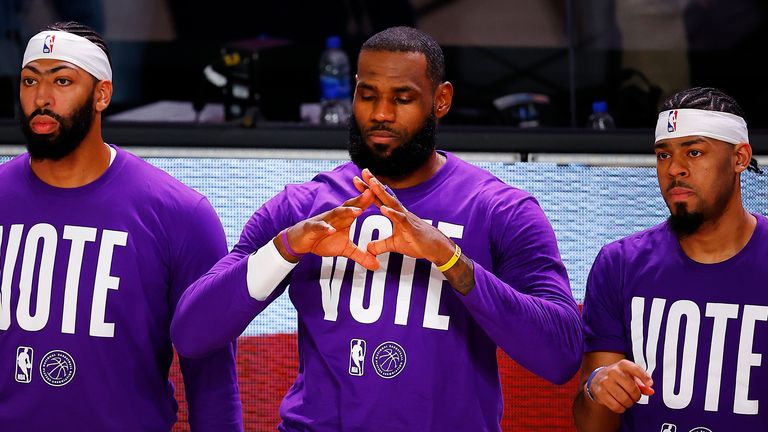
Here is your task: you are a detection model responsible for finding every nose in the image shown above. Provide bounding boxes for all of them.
[666,154,689,178]
[371,99,395,123]
[33,81,53,110]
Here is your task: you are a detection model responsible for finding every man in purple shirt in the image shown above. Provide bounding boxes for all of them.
[0,21,242,430]
[172,26,581,431]
[573,87,768,431]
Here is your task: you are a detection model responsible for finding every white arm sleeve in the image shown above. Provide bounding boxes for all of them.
[246,239,297,301]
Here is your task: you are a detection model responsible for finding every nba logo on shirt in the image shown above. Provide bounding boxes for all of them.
[349,339,366,376]
[43,34,55,53]
[660,424,676,432]
[667,110,678,132]
[15,346,33,384]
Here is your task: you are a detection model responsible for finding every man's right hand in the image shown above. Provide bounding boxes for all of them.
[274,188,381,271]
[588,359,655,413]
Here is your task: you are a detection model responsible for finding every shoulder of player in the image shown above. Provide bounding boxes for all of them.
[448,154,532,203]
[308,161,358,185]
[0,154,31,197]
[0,156,16,178]
[599,223,668,264]
[285,161,358,200]
[0,153,28,175]
[115,147,207,208]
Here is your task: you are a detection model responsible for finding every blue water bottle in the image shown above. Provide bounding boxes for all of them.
[319,36,352,125]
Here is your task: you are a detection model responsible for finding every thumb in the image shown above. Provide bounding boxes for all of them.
[344,242,381,271]
[367,237,395,256]
[307,220,336,235]
[634,376,655,396]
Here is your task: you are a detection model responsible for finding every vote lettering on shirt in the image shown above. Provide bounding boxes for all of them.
[631,296,767,415]
[319,215,463,330]
[0,223,127,337]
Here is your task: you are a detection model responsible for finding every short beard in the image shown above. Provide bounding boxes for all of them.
[20,97,95,161]
[668,203,705,238]
[348,112,437,179]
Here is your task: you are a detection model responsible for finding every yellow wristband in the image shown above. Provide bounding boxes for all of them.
[436,244,462,272]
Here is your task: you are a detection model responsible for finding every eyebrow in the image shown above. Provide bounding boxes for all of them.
[654,138,707,150]
[357,82,419,93]
[22,64,78,75]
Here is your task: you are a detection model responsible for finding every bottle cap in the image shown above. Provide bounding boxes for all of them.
[592,101,608,113]
[326,36,341,49]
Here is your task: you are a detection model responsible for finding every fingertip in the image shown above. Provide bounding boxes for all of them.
[368,259,381,271]
[366,242,377,255]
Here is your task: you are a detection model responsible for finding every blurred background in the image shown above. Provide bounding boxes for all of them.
[2,0,766,129]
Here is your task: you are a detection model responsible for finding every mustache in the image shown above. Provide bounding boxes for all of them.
[27,108,65,124]
[365,123,401,135]
[667,180,695,192]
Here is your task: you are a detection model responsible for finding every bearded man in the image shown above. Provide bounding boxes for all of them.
[0,21,243,431]
[171,26,582,431]
[573,87,767,432]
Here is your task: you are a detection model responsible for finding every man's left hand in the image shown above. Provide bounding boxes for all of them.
[353,169,455,266]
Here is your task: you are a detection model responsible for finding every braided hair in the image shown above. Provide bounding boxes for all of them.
[43,21,112,67]
[361,26,445,88]
[661,87,761,173]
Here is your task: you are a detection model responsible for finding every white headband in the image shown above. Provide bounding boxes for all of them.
[22,31,112,81]
[655,108,748,144]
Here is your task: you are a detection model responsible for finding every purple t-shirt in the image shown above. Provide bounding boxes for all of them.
[583,215,768,431]
[172,151,582,431]
[0,147,242,431]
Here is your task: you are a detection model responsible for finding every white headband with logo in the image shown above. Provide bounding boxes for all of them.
[655,108,748,144]
[22,31,112,81]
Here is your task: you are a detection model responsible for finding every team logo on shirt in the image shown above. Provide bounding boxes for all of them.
[660,424,676,432]
[349,339,366,376]
[15,346,34,384]
[688,428,711,432]
[371,341,406,379]
[39,350,76,387]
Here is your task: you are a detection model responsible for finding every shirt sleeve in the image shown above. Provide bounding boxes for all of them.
[582,244,627,354]
[458,193,583,385]
[170,185,310,359]
[170,196,244,431]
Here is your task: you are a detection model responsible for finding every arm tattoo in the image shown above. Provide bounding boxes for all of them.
[444,254,475,295]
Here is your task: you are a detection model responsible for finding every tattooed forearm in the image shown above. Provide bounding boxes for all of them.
[444,254,475,295]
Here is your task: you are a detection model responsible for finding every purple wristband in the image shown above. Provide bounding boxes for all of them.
[281,230,305,259]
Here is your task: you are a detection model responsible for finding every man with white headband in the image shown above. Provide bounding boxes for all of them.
[0,22,242,430]
[574,86,768,431]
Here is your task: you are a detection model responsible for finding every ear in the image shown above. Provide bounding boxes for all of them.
[434,81,453,119]
[94,80,113,113]
[734,142,752,174]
